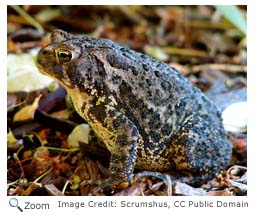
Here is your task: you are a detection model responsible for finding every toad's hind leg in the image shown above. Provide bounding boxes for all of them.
[135,115,232,187]
[170,114,232,185]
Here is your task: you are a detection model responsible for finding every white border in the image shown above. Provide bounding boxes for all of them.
[1,1,257,214]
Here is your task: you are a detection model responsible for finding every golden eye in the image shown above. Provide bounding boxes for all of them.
[55,48,72,64]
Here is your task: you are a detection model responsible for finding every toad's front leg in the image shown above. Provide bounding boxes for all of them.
[86,105,140,192]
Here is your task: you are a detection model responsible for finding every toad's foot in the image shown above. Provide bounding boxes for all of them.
[135,170,219,187]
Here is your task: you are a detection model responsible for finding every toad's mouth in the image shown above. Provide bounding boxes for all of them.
[35,60,72,89]
[35,59,51,78]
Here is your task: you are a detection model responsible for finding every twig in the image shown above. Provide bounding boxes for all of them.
[181,20,234,31]
[62,180,70,195]
[192,64,247,73]
[7,152,25,187]
[226,165,247,175]
[33,167,53,183]
[162,46,208,57]
[10,5,44,34]
[38,146,80,153]
[45,184,64,196]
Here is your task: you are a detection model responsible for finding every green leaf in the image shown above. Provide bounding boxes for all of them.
[215,5,246,35]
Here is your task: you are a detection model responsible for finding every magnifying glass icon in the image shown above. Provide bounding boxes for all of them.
[9,198,23,212]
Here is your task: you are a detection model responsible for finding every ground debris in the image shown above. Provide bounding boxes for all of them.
[7,5,247,196]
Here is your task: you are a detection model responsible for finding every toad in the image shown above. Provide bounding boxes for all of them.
[36,30,232,191]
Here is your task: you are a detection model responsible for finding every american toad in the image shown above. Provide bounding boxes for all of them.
[36,30,232,191]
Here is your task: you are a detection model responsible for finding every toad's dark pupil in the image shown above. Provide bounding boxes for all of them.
[58,51,71,60]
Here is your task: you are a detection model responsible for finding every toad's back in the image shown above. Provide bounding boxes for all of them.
[36,29,232,189]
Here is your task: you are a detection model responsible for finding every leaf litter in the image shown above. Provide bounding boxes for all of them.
[7,5,247,196]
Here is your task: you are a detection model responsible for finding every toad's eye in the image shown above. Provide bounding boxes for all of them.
[55,48,72,64]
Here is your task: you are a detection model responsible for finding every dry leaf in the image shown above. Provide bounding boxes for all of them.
[67,124,90,148]
[13,95,42,122]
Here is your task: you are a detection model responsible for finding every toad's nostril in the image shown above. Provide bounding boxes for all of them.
[42,49,48,55]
